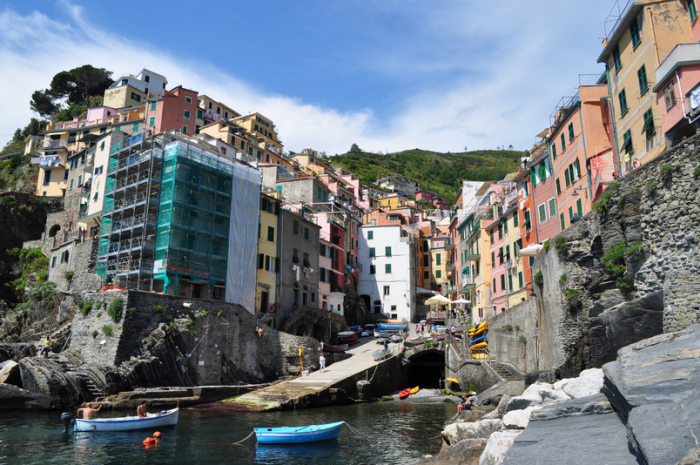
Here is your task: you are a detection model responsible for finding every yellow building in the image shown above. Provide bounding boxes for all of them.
[103,84,147,110]
[377,193,413,210]
[501,204,527,309]
[197,95,240,132]
[256,193,282,312]
[231,113,283,152]
[598,0,690,173]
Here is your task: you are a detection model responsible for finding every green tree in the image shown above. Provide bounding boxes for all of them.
[30,65,113,118]
[349,143,362,153]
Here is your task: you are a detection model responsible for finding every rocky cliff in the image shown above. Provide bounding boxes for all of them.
[483,135,700,379]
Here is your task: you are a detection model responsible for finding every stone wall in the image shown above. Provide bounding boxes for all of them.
[69,290,320,386]
[480,135,700,378]
[48,239,101,293]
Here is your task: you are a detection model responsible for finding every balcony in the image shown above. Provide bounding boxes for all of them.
[39,155,63,169]
[445,260,456,271]
[466,251,480,262]
[43,140,66,151]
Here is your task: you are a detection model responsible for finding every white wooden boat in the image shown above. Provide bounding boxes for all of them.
[390,333,404,343]
[372,348,391,361]
[74,407,179,432]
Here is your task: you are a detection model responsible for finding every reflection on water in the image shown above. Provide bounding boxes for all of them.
[0,400,455,465]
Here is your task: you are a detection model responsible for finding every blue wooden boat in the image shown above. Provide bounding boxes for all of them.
[377,321,407,331]
[254,421,345,444]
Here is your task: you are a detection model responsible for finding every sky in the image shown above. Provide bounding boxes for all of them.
[0,0,618,155]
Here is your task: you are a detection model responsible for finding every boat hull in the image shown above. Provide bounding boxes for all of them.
[74,408,179,432]
[322,343,348,353]
[373,348,391,361]
[255,421,344,444]
[377,322,407,331]
[398,388,411,399]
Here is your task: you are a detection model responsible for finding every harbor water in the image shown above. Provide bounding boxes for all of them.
[0,399,456,465]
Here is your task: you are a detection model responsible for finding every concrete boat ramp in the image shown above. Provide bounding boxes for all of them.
[227,339,402,411]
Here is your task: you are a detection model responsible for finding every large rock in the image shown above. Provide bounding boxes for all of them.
[0,383,53,410]
[418,438,488,465]
[603,323,700,465]
[0,360,21,385]
[502,406,539,429]
[552,368,604,399]
[503,383,569,413]
[501,395,639,465]
[483,394,510,419]
[443,419,504,445]
[479,431,520,465]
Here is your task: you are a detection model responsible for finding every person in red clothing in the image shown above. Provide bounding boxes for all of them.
[143,431,161,448]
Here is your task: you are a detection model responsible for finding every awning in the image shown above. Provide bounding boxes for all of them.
[520,243,544,257]
[416,287,434,295]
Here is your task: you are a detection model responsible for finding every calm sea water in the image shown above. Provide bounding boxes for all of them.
[0,401,455,465]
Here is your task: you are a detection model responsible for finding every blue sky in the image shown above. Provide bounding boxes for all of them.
[0,0,616,154]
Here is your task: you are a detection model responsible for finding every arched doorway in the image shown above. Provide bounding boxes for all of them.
[406,350,445,389]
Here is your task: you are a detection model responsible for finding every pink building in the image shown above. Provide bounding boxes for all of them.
[145,86,200,136]
[529,152,559,243]
[416,190,449,209]
[654,4,700,147]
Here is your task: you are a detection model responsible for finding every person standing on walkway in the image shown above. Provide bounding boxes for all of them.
[319,353,326,372]
[41,335,51,358]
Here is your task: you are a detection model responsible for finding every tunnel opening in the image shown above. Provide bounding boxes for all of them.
[405,350,445,389]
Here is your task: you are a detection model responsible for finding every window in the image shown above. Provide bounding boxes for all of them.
[622,130,633,155]
[577,198,583,218]
[303,252,310,267]
[504,219,509,234]
[149,116,155,126]
[368,230,373,240]
[663,83,677,110]
[385,263,392,274]
[551,141,557,159]
[131,92,141,102]
[436,270,442,278]
[267,226,274,242]
[78,175,82,186]
[508,275,513,291]
[690,0,698,22]
[383,285,390,296]
[560,133,566,153]
[569,206,575,221]
[70,179,74,189]
[611,46,622,73]
[265,256,271,271]
[150,101,157,111]
[423,270,429,279]
[505,245,511,261]
[568,123,575,143]
[638,65,648,95]
[642,109,655,138]
[184,110,191,120]
[556,178,562,196]
[538,203,547,224]
[185,96,192,103]
[490,229,494,244]
[498,223,503,239]
[197,109,203,119]
[538,162,547,181]
[630,16,641,49]
[385,246,392,257]
[500,274,506,291]
[513,212,518,227]
[370,265,376,275]
[498,247,504,264]
[560,213,566,230]
[565,169,571,188]
[133,123,139,133]
[423,254,429,266]
[548,198,556,219]
[518,271,524,288]
[369,247,375,257]
[293,220,299,235]
[292,248,299,264]
[114,126,121,132]
[524,210,531,230]
[320,243,327,257]
[573,158,581,180]
[258,253,264,269]
[304,227,309,240]
[320,268,327,283]
[619,89,628,116]
[51,256,56,268]
[181,126,188,134]
[491,252,495,265]
[436,252,440,265]
[493,278,496,290]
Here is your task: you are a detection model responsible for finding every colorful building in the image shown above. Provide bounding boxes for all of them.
[256,193,281,313]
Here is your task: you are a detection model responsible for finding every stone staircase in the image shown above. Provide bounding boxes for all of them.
[490,362,519,382]
[53,358,103,400]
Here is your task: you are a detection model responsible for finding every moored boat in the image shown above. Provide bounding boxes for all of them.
[321,342,348,353]
[377,320,408,331]
[398,388,411,400]
[74,408,179,432]
[254,421,345,444]
[409,386,420,395]
[470,341,488,350]
[373,348,391,361]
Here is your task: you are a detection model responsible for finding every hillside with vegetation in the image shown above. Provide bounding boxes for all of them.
[329,147,524,202]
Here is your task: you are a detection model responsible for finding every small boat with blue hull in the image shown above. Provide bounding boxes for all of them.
[255,421,345,444]
[377,320,407,331]
[74,407,179,432]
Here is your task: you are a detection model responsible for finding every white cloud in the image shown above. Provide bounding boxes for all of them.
[0,2,609,154]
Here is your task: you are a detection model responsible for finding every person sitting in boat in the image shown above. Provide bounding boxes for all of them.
[143,431,161,448]
[137,401,148,418]
[77,402,101,420]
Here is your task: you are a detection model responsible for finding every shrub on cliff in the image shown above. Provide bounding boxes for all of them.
[107,298,123,323]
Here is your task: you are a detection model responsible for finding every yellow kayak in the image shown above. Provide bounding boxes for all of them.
[468,321,488,336]
[410,386,420,395]
[471,353,488,360]
[470,341,488,350]
[445,378,459,384]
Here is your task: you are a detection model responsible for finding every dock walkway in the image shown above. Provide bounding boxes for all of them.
[230,338,398,411]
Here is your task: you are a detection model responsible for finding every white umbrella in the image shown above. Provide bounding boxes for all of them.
[451,298,471,304]
[425,294,451,306]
